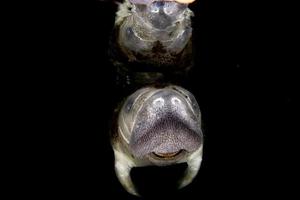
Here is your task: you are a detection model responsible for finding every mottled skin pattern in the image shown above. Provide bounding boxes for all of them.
[109,0,194,89]
[110,86,203,196]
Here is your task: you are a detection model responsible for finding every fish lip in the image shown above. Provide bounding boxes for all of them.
[152,149,183,159]
[130,115,202,158]
[147,149,188,165]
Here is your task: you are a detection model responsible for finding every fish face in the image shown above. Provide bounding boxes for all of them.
[116,0,194,56]
[118,86,202,165]
[114,86,203,195]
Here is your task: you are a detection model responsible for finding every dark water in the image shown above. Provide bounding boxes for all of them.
[32,0,295,199]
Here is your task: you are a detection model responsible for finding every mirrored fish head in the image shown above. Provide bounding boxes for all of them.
[129,0,189,30]
[115,0,194,60]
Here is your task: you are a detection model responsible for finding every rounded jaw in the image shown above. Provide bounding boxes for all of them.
[118,86,202,165]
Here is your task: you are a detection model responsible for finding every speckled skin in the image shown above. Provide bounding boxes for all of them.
[110,86,203,196]
[109,0,194,89]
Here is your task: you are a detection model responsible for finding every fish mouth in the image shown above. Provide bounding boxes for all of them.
[152,150,183,159]
[130,115,202,159]
[128,87,203,159]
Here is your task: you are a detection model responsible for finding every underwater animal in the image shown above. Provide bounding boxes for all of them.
[109,0,196,87]
[110,85,203,196]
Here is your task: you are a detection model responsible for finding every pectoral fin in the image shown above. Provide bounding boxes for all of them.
[113,148,140,196]
[178,146,203,188]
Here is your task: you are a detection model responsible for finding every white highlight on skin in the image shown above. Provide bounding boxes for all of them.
[171,96,189,118]
[171,96,181,105]
[163,2,178,15]
[173,88,198,119]
[153,97,165,106]
[119,126,130,144]
[150,5,159,13]
[186,97,197,117]
[147,97,165,121]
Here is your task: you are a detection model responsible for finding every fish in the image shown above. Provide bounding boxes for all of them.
[110,85,203,196]
[109,0,195,87]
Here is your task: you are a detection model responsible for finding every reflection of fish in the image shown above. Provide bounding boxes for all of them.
[111,85,203,196]
[110,0,195,87]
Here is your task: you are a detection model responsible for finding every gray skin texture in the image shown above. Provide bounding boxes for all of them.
[111,86,203,196]
[115,0,194,65]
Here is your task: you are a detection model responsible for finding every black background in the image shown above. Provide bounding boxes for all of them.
[24,0,296,199]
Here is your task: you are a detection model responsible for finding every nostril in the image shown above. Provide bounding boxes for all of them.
[171,97,181,105]
[153,97,165,106]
